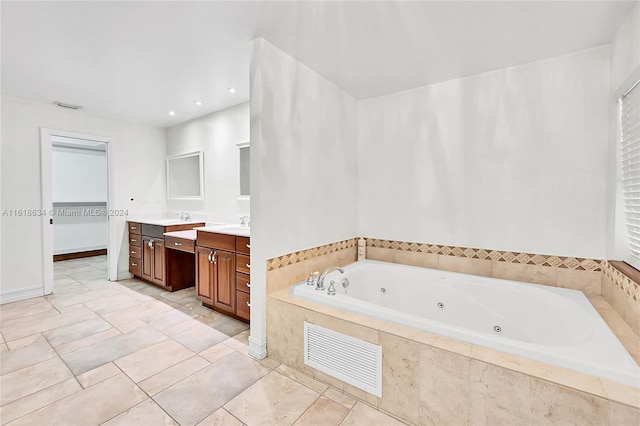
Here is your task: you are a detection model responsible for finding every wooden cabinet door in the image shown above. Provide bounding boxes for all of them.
[196,247,214,305]
[141,237,154,282]
[152,239,166,287]
[213,250,236,315]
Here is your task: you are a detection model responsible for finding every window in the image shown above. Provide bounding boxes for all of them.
[620,80,640,269]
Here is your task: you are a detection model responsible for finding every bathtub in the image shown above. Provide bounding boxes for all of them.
[292,259,640,387]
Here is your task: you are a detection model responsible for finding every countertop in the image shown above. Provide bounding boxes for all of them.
[195,225,250,238]
[127,217,206,227]
[163,229,197,240]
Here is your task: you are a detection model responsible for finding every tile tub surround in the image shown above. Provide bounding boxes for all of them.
[267,291,640,426]
[602,261,640,336]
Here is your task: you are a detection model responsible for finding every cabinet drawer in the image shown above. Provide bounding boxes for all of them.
[129,234,142,247]
[129,257,142,276]
[129,246,142,259]
[236,237,251,255]
[236,290,250,321]
[236,254,250,274]
[165,236,195,253]
[141,224,165,239]
[196,231,235,251]
[128,222,141,235]
[236,273,251,294]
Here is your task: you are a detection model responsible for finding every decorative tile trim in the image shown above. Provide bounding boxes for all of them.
[267,238,358,271]
[602,261,640,303]
[366,238,602,272]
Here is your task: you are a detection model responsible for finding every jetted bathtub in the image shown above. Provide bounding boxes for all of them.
[292,259,640,387]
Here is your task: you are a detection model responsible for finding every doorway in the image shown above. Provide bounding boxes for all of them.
[40,129,115,294]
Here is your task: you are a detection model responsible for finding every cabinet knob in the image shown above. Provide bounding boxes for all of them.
[246,244,251,249]
[208,251,213,263]
[131,250,137,254]
[131,263,138,267]
[246,263,251,269]
[246,301,251,308]
[246,283,251,288]
[174,242,182,246]
[212,251,217,264]
[131,238,137,242]
[131,226,137,230]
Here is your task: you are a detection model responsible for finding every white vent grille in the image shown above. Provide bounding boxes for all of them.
[304,321,382,397]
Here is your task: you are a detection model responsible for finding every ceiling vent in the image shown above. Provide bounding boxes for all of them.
[53,101,83,110]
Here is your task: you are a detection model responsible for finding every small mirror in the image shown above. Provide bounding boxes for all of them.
[238,142,250,198]
[166,151,204,200]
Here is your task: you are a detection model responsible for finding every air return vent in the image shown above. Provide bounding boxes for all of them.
[304,321,382,397]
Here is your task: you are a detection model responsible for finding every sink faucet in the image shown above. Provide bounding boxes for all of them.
[184,212,192,221]
[317,266,344,291]
[240,215,250,227]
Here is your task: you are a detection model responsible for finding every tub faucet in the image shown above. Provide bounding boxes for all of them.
[317,266,344,291]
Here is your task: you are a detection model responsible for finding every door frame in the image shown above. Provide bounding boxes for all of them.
[40,128,116,294]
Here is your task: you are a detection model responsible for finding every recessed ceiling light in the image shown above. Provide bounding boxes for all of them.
[228,87,237,93]
[168,111,175,116]
[194,100,203,106]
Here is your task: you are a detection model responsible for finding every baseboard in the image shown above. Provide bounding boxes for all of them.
[53,249,107,262]
[248,336,267,360]
[117,271,134,281]
[0,285,45,304]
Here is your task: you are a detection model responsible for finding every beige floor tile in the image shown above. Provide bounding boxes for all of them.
[102,398,178,426]
[323,387,357,409]
[115,319,149,334]
[198,343,235,364]
[103,300,173,326]
[0,344,7,353]
[340,402,406,426]
[153,351,270,426]
[0,357,74,405]
[196,408,243,426]
[82,293,139,313]
[60,326,167,375]
[0,378,81,425]
[5,334,47,351]
[1,307,96,342]
[55,328,122,355]
[115,339,195,382]
[293,396,349,425]
[275,364,328,393]
[224,371,320,426]
[138,356,210,396]
[0,339,57,375]
[76,362,122,388]
[141,309,198,331]
[259,356,282,370]
[0,301,58,325]
[43,317,114,348]
[164,319,229,353]
[7,374,147,426]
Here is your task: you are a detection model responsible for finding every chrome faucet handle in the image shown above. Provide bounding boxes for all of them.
[240,215,250,227]
[184,212,192,221]
[306,271,319,286]
[328,280,336,295]
[342,278,349,289]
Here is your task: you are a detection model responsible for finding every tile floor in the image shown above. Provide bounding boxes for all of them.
[0,256,406,425]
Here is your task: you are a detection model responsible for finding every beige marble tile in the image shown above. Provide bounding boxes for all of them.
[8,373,147,426]
[419,345,470,426]
[196,408,243,426]
[164,319,230,353]
[76,362,121,388]
[0,343,7,353]
[468,360,530,426]
[102,300,173,327]
[323,387,357,409]
[378,321,440,347]
[224,371,320,425]
[275,364,328,393]
[140,308,197,331]
[258,356,282,370]
[342,381,378,407]
[0,339,57,375]
[1,307,96,341]
[378,332,420,425]
[432,336,473,357]
[102,398,178,426]
[0,357,74,405]
[267,297,313,372]
[0,378,81,425]
[293,395,349,425]
[608,401,640,425]
[491,261,557,287]
[115,319,149,334]
[115,339,195,382]
[198,343,235,364]
[42,317,114,348]
[312,311,380,345]
[60,326,167,375]
[138,355,210,396]
[599,378,640,408]
[5,333,47,351]
[47,287,124,308]
[438,255,492,277]
[0,302,58,326]
[55,328,121,355]
[530,378,607,425]
[556,269,601,294]
[340,401,405,426]
[82,293,139,313]
[153,351,270,426]
[390,248,439,269]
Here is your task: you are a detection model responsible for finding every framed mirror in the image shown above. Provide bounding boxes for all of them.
[166,151,204,200]
[238,142,250,198]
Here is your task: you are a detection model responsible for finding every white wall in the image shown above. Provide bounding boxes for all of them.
[165,102,250,223]
[358,46,611,259]
[250,38,359,357]
[608,3,640,260]
[1,95,166,298]
[52,145,108,255]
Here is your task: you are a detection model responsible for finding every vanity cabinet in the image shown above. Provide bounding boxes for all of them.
[128,221,204,291]
[196,231,250,322]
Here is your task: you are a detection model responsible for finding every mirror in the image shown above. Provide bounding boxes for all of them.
[238,142,250,198]
[166,151,204,200]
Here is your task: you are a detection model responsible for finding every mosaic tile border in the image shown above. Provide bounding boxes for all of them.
[366,239,603,272]
[602,261,640,303]
[267,238,358,271]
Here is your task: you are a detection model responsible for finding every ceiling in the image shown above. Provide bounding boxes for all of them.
[1,1,636,128]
